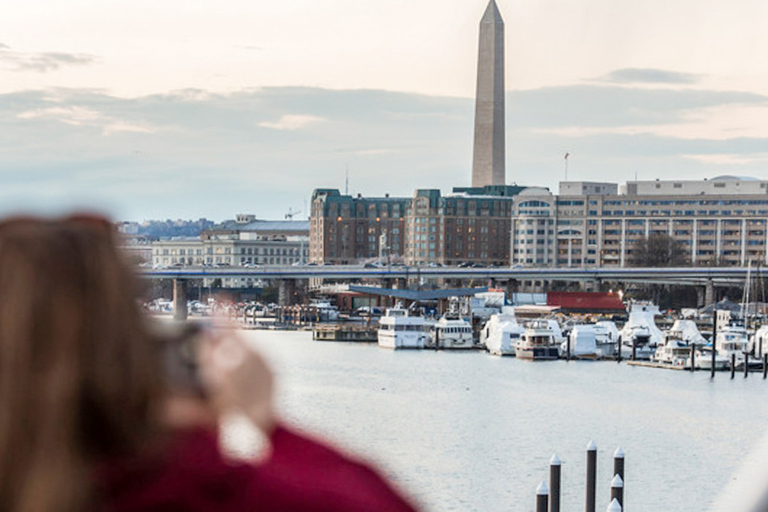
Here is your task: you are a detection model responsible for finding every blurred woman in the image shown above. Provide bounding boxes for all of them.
[0,215,418,512]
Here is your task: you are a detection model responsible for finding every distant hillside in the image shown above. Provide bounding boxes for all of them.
[134,219,215,239]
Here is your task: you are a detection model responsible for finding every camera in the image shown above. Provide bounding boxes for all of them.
[149,320,209,397]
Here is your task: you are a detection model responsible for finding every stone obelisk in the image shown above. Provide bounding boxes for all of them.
[471,0,505,188]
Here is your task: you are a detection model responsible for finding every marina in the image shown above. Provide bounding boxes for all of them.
[239,329,768,512]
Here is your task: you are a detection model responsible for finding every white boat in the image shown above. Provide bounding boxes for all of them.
[516,319,560,360]
[752,325,768,359]
[481,307,525,356]
[594,321,619,358]
[715,320,751,368]
[377,307,427,349]
[561,325,599,359]
[666,319,707,346]
[430,315,474,349]
[309,300,340,322]
[619,302,664,360]
[696,345,730,371]
[652,330,692,367]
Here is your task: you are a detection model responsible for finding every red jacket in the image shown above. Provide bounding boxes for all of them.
[98,425,419,512]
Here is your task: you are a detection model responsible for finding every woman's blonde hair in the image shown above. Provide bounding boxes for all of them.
[0,215,162,512]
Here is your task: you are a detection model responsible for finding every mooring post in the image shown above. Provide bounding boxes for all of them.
[631,339,636,361]
[610,474,624,509]
[731,353,736,379]
[536,481,549,512]
[745,351,750,378]
[690,343,696,372]
[607,498,622,512]
[711,314,718,379]
[613,447,625,481]
[586,441,597,512]
[616,341,622,363]
[763,354,767,379]
[172,278,188,321]
[566,336,571,361]
[550,454,561,512]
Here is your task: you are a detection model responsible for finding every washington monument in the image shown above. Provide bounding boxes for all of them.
[471,0,505,188]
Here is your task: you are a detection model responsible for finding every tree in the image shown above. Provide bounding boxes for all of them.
[629,233,688,267]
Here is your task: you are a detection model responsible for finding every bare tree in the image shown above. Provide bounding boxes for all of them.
[629,233,688,267]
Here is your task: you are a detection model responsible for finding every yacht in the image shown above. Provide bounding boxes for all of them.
[593,321,619,358]
[751,325,768,359]
[652,330,692,367]
[562,325,599,360]
[377,306,427,349]
[715,319,752,369]
[696,344,730,371]
[619,302,664,360]
[309,299,340,322]
[481,307,525,356]
[430,314,474,349]
[516,319,560,360]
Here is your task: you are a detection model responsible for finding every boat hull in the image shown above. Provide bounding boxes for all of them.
[515,346,559,360]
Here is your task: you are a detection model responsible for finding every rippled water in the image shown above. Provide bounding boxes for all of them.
[240,330,768,512]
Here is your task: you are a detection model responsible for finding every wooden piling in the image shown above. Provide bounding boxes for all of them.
[711,314,718,379]
[550,454,561,512]
[613,447,624,482]
[631,339,636,361]
[607,498,622,512]
[536,481,549,512]
[690,343,696,372]
[586,441,597,512]
[745,351,749,378]
[731,353,736,379]
[610,474,624,509]
[763,354,767,379]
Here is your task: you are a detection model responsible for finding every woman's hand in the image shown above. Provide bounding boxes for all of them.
[198,328,277,436]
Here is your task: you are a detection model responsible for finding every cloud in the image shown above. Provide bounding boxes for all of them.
[0,44,98,73]
[259,114,326,130]
[0,84,766,221]
[16,104,156,135]
[595,68,703,85]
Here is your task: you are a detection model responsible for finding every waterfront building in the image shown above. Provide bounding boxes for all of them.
[309,189,410,264]
[310,186,524,266]
[152,216,309,288]
[404,186,521,266]
[511,176,768,268]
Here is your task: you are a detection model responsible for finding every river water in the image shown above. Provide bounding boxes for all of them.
[235,330,768,512]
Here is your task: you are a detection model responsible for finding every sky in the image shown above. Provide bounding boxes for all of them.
[1,0,767,221]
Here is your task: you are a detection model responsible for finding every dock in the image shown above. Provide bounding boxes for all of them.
[626,361,692,371]
[312,324,378,342]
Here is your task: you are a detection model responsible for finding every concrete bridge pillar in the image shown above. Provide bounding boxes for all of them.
[278,279,296,307]
[705,279,715,306]
[173,278,188,321]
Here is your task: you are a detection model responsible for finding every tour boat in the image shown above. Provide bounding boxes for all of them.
[377,306,427,349]
[481,307,525,356]
[430,314,474,349]
[515,319,560,360]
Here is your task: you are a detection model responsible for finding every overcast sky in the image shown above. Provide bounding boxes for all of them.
[1,0,766,221]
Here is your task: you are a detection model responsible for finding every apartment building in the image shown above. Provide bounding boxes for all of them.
[511,177,768,267]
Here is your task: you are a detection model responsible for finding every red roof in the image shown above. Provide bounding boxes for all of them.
[546,292,625,312]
